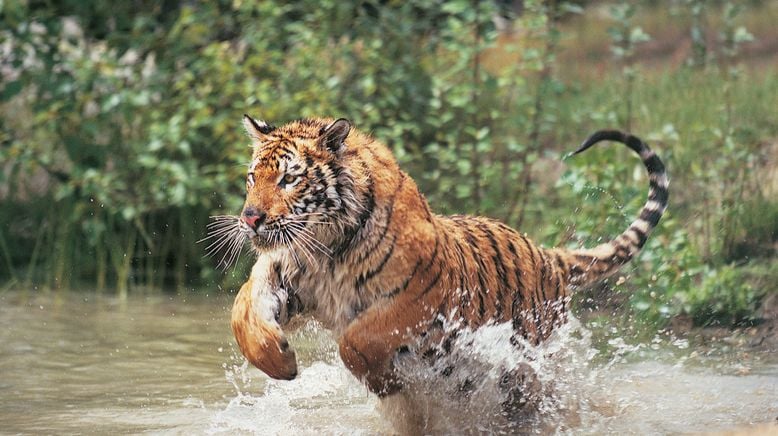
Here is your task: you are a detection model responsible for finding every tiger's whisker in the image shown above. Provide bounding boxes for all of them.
[295,232,331,258]
[287,224,332,256]
[217,232,245,270]
[281,229,303,267]
[287,226,321,262]
[204,230,239,255]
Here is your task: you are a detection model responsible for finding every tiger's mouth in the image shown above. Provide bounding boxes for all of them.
[245,224,294,252]
[244,218,332,260]
[248,232,276,250]
[201,211,329,270]
[237,220,279,249]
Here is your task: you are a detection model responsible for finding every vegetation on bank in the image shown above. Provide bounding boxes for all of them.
[1,0,776,329]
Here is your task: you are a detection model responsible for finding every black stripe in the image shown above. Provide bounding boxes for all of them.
[480,223,509,288]
[355,161,375,228]
[520,236,542,334]
[452,217,490,321]
[415,268,443,300]
[506,238,525,317]
[508,240,525,299]
[520,234,537,266]
[273,143,295,156]
[553,253,566,275]
[509,240,525,315]
[507,238,518,257]
[466,233,490,319]
[643,154,665,174]
[538,250,549,301]
[631,225,648,248]
[357,174,405,264]
[478,223,510,320]
[465,234,488,320]
[333,163,375,260]
[383,259,422,298]
[477,290,485,321]
[610,244,631,265]
[519,235,543,304]
[553,264,563,300]
[422,226,440,274]
[534,250,550,336]
[273,262,283,286]
[648,181,669,205]
[639,208,663,226]
[575,253,595,265]
[313,165,326,183]
[355,236,396,288]
[364,144,394,168]
[624,134,643,153]
[450,232,471,321]
[325,161,344,182]
[552,254,565,299]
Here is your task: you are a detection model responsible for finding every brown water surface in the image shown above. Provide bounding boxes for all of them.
[0,290,775,434]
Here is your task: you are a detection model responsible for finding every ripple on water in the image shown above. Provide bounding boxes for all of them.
[1,292,775,435]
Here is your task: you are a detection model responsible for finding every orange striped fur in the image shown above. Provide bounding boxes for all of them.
[228,116,668,397]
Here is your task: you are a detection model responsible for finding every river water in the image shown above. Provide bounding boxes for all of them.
[1,290,775,434]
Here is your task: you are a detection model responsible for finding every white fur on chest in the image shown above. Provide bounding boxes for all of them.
[289,261,365,333]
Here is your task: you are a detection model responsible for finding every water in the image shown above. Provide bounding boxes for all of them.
[0,290,775,434]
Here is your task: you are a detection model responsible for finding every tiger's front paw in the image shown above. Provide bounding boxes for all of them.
[231,270,299,381]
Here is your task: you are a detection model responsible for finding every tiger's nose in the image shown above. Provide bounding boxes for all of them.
[241,207,267,230]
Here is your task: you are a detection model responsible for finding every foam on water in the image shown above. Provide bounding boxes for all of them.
[209,361,390,435]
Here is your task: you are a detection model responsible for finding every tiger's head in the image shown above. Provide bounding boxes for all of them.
[238,115,359,254]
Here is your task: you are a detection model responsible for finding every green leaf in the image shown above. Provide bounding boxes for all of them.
[560,3,584,15]
[0,80,23,102]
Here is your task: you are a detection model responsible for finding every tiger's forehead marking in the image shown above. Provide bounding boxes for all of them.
[248,146,304,174]
[249,140,299,171]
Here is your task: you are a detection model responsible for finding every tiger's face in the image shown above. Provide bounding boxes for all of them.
[239,115,353,252]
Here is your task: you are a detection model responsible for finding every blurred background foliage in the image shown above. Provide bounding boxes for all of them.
[1,0,776,330]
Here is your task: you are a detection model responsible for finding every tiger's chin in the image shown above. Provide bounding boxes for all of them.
[249,237,275,251]
[248,232,288,252]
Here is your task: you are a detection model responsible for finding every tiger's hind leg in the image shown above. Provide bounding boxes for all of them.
[498,362,542,420]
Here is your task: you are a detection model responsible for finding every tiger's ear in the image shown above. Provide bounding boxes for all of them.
[318,118,351,154]
[243,114,274,142]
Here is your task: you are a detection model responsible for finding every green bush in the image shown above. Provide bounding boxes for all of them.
[680,263,774,326]
[0,0,776,330]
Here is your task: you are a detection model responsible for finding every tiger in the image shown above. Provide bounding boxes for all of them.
[212,115,668,403]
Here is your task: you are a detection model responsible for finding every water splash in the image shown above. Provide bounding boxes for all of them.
[208,318,777,435]
[209,320,391,434]
[378,316,606,434]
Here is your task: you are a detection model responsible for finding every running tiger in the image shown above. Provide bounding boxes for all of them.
[207,116,668,399]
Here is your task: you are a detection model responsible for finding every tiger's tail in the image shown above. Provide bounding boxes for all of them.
[562,130,669,289]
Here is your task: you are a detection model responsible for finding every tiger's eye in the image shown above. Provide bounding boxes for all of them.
[283,174,297,184]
